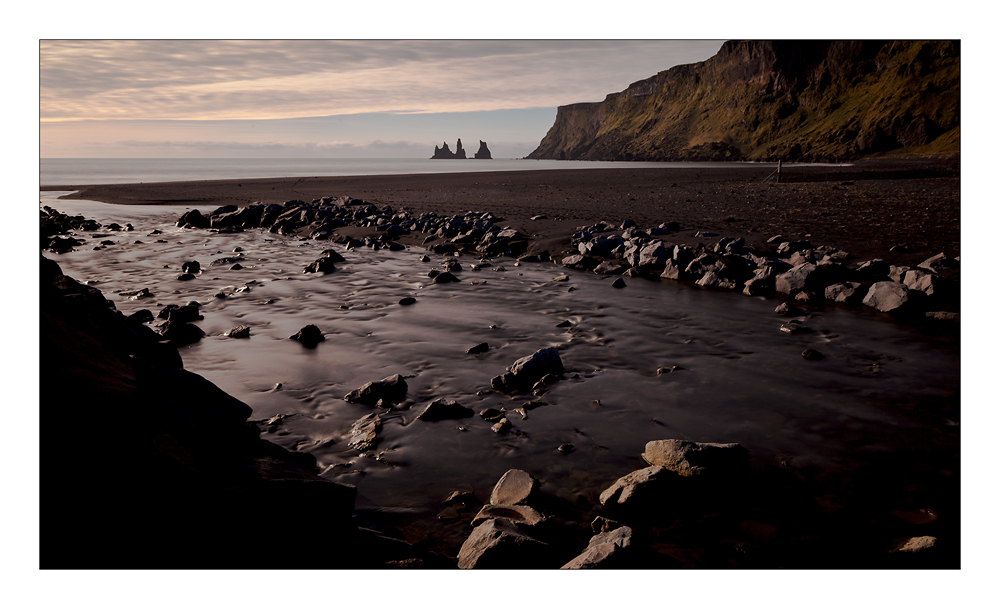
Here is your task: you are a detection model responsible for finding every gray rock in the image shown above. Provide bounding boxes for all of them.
[561,254,599,270]
[641,439,749,477]
[490,469,538,506]
[599,465,679,507]
[903,268,958,301]
[416,398,474,422]
[825,282,865,304]
[638,242,670,269]
[918,253,958,272]
[561,526,633,569]
[863,281,916,313]
[456,518,550,569]
[593,260,628,275]
[344,373,408,406]
[696,271,737,289]
[743,267,776,296]
[774,263,818,293]
[659,259,684,281]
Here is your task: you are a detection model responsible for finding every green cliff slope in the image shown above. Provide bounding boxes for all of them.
[527,40,959,162]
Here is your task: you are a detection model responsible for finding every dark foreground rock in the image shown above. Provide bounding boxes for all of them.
[39,255,374,568]
[344,373,409,406]
[491,346,564,393]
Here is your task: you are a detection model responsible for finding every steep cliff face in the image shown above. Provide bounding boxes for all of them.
[527,40,959,162]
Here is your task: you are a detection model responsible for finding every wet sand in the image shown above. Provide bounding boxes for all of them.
[44,158,960,267]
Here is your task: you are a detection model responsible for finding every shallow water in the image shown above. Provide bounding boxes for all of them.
[42,192,959,560]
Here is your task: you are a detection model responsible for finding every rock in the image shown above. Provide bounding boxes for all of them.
[599,466,679,507]
[557,443,575,454]
[593,260,627,275]
[159,320,205,346]
[659,259,685,281]
[444,490,475,505]
[472,504,545,527]
[892,536,937,553]
[918,253,958,272]
[467,342,489,354]
[176,209,210,228]
[456,518,550,569]
[398,296,417,306]
[743,267,776,296]
[855,259,891,281]
[774,302,803,316]
[561,254,599,270]
[432,271,460,284]
[177,273,197,281]
[825,282,865,304]
[903,268,958,303]
[344,374,408,406]
[493,347,564,393]
[225,325,251,339]
[611,277,627,289]
[774,263,817,293]
[802,348,824,360]
[290,324,324,348]
[696,271,737,289]
[158,303,203,323]
[863,281,918,314]
[490,469,538,506]
[560,526,634,569]
[641,439,749,477]
[348,413,382,451]
[479,408,505,422]
[181,260,201,274]
[474,140,493,159]
[491,417,512,433]
[303,257,337,274]
[638,242,670,269]
[416,398,474,422]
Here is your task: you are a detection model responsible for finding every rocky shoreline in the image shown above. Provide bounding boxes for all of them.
[40,182,958,567]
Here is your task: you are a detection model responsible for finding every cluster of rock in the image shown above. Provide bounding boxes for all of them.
[40,205,133,253]
[431,138,492,159]
[562,219,960,320]
[452,439,750,569]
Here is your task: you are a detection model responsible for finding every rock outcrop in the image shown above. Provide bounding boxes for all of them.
[474,140,493,159]
[528,40,959,162]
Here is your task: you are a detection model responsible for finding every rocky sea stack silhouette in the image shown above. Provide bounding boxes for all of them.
[432,139,492,159]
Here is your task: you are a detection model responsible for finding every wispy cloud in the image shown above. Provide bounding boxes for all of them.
[41,40,724,121]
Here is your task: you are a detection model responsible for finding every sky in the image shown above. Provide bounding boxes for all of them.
[39,40,725,158]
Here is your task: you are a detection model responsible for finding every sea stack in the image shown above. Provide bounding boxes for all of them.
[475,140,493,159]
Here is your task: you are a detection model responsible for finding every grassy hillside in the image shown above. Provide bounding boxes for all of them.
[527,40,959,162]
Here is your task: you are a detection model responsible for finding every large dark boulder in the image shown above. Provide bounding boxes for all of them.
[491,347,564,393]
[344,374,408,406]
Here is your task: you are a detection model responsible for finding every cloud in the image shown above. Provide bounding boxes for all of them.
[41,40,724,121]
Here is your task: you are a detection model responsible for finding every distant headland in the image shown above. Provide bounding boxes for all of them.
[432,139,492,159]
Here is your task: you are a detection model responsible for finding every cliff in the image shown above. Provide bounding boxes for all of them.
[527,41,959,162]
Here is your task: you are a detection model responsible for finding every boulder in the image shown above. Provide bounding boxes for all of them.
[432,271,460,284]
[641,439,749,477]
[918,253,959,272]
[659,259,685,281]
[903,268,958,303]
[159,320,205,346]
[774,263,817,293]
[490,469,538,506]
[561,526,633,569]
[416,398,474,422]
[696,271,737,289]
[181,260,201,274]
[743,268,776,296]
[863,281,917,314]
[303,257,337,274]
[224,325,251,339]
[456,518,550,569]
[344,374,408,406]
[638,242,670,269]
[611,277,627,289]
[466,342,489,354]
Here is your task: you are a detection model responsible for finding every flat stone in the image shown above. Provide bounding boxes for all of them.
[347,413,381,451]
[490,469,538,506]
[471,504,546,527]
[892,536,937,553]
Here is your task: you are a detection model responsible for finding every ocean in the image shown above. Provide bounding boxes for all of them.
[40,157,769,186]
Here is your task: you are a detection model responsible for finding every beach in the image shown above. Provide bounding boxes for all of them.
[39,157,961,568]
[44,158,960,266]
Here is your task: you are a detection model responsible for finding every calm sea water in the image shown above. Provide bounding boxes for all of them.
[40,158,774,186]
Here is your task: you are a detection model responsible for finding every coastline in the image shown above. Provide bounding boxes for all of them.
[43,158,960,267]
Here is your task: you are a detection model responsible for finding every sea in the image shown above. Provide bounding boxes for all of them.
[40,157,775,186]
